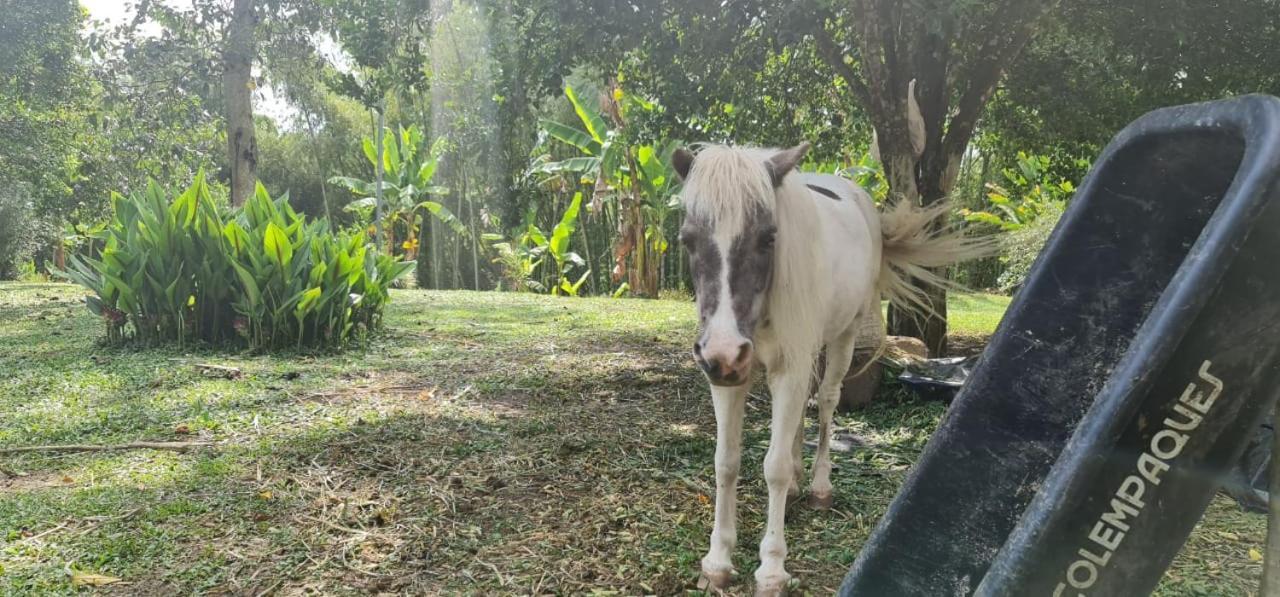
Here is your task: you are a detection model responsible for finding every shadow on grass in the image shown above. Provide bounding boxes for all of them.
[0,356,941,596]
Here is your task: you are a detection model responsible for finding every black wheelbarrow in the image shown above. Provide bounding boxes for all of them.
[841,94,1280,596]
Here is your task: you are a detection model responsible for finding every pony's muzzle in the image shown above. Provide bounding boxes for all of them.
[694,338,753,386]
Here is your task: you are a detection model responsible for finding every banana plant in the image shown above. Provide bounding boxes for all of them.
[634,141,680,269]
[529,85,624,186]
[330,125,465,257]
[960,152,1075,232]
[487,193,589,296]
[547,192,588,296]
[530,82,682,297]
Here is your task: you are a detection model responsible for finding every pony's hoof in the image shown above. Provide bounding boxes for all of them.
[698,566,736,592]
[754,574,791,597]
[808,491,834,510]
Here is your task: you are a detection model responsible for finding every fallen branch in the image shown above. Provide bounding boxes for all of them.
[16,522,69,545]
[195,363,243,379]
[0,441,213,455]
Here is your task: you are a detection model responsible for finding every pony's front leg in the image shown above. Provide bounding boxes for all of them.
[700,382,747,591]
[755,368,811,595]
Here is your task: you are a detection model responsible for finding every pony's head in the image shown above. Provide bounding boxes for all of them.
[672,142,811,386]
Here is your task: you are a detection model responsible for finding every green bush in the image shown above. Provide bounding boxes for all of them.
[0,183,38,280]
[962,152,1075,232]
[997,200,1064,293]
[58,173,413,349]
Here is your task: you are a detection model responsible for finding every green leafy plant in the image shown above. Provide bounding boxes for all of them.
[58,172,412,349]
[997,200,1065,293]
[330,125,462,258]
[487,215,548,294]
[530,82,681,297]
[487,193,590,296]
[954,152,1079,293]
[547,192,589,296]
[961,152,1075,231]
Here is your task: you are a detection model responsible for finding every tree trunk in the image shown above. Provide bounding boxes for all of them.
[468,182,480,291]
[301,101,331,222]
[888,285,949,356]
[53,242,66,272]
[817,0,1050,355]
[373,105,386,250]
[223,0,257,207]
[452,175,463,289]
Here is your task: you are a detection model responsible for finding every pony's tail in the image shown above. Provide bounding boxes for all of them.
[877,198,998,321]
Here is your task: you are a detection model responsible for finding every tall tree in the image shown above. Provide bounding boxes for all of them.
[0,0,90,274]
[813,0,1055,354]
[983,0,1280,178]
[224,0,259,206]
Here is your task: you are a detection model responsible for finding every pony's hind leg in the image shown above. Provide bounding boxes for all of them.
[810,328,857,509]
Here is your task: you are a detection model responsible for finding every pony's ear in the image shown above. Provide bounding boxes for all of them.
[766,141,811,187]
[672,147,695,181]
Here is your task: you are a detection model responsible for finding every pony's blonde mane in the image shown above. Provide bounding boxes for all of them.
[681,144,829,374]
[680,145,777,233]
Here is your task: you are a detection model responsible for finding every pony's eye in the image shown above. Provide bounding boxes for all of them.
[680,232,697,250]
[759,228,777,248]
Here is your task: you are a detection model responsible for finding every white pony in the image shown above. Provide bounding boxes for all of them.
[671,141,989,595]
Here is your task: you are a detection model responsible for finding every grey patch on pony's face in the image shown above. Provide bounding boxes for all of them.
[681,206,777,341]
[680,213,721,326]
[727,206,777,337]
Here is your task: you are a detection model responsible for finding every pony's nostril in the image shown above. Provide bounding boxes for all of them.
[693,341,704,357]
[698,357,718,376]
[734,342,752,366]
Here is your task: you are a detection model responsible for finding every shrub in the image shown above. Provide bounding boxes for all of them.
[958,152,1080,293]
[59,173,413,349]
[0,183,38,280]
[962,152,1076,232]
[997,200,1064,294]
[487,192,590,295]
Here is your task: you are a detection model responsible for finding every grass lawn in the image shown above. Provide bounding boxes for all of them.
[0,283,1264,595]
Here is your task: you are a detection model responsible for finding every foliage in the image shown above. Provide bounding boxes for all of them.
[58,173,412,348]
[330,124,461,260]
[315,0,432,105]
[0,0,98,229]
[8,0,1279,302]
[531,83,683,297]
[254,106,352,221]
[488,192,589,296]
[961,152,1077,231]
[984,0,1280,179]
[0,185,39,280]
[997,200,1064,294]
